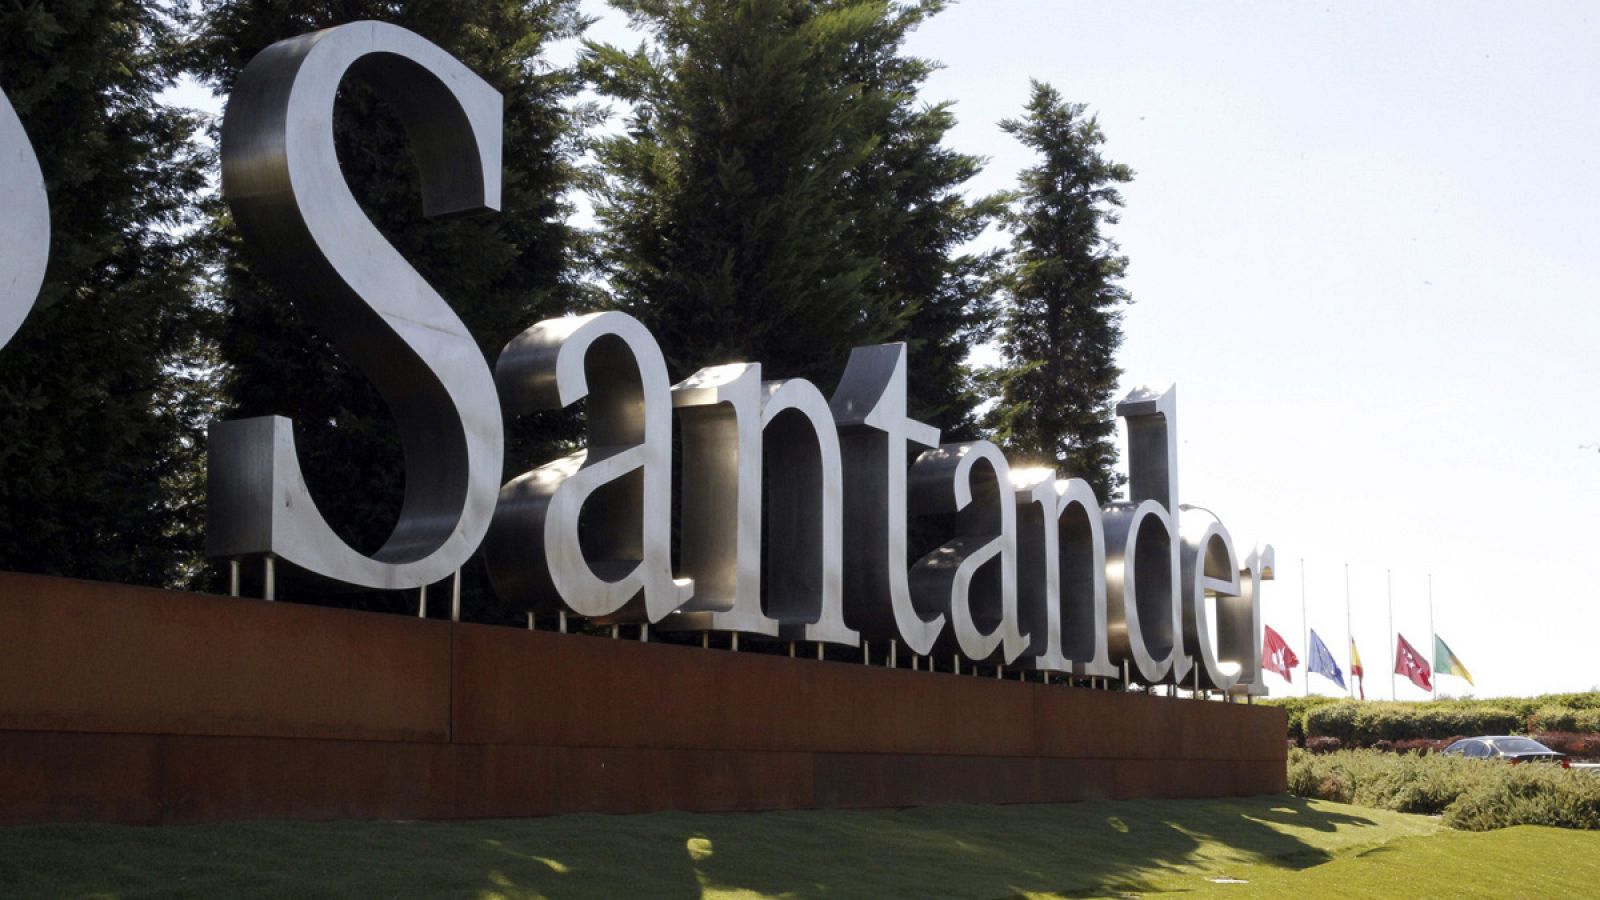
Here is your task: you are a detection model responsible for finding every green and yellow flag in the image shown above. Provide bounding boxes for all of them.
[1433,635,1474,686]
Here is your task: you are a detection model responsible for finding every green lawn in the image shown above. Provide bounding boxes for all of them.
[0,796,1593,899]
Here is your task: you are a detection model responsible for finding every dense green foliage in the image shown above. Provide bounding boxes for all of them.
[186,0,593,609]
[1288,692,1600,746]
[588,0,997,436]
[1262,695,1343,743]
[984,82,1131,500]
[0,0,209,587]
[1289,748,1600,831]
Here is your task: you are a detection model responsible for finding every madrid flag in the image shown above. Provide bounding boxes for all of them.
[1263,625,1299,683]
[1394,633,1433,692]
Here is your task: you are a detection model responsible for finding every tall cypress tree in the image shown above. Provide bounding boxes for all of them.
[985,82,1132,501]
[187,0,594,610]
[0,1,210,586]
[588,0,996,435]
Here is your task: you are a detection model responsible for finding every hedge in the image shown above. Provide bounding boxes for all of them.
[1287,748,1600,830]
[1281,692,1600,746]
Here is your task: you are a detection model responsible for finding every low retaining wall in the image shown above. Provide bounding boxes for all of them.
[0,571,1285,825]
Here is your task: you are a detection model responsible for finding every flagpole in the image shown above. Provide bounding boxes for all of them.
[1387,568,1396,701]
[1300,558,1309,698]
[1345,562,1354,700]
[1428,573,1436,700]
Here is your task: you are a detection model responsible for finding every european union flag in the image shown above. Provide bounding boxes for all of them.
[1308,629,1345,689]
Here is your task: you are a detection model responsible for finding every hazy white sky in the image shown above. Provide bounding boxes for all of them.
[569,0,1600,699]
[897,0,1600,700]
[172,2,1599,699]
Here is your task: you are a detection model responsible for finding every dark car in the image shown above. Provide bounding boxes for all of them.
[1441,736,1570,768]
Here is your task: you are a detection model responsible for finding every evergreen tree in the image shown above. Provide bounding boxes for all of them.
[588,0,996,435]
[187,0,594,611]
[985,81,1132,501]
[0,1,210,586]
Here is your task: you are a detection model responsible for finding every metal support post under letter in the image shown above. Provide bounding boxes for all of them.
[264,556,275,602]
[229,559,240,598]
[450,570,461,623]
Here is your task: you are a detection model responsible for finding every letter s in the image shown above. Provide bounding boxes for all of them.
[208,22,504,590]
[0,87,49,352]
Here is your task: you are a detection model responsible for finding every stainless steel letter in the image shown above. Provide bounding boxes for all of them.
[1014,471,1117,676]
[666,366,857,646]
[1102,385,1187,684]
[209,22,504,590]
[1223,544,1275,697]
[908,442,1027,664]
[668,362,774,634]
[762,377,858,647]
[485,312,691,622]
[1179,512,1242,692]
[830,344,944,655]
[0,88,48,351]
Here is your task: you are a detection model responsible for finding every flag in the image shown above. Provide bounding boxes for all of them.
[1394,633,1433,692]
[1350,638,1365,700]
[1308,629,1346,689]
[1263,625,1299,683]
[1434,635,1474,686]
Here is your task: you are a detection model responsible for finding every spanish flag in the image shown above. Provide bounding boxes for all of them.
[1350,639,1365,700]
[1433,635,1474,686]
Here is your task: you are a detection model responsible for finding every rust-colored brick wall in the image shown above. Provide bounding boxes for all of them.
[0,571,1286,825]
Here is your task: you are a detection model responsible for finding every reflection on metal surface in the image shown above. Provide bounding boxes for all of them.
[664,362,860,646]
[208,21,505,590]
[1103,386,1187,683]
[1225,544,1275,696]
[1180,512,1242,692]
[3,22,1278,684]
[761,377,858,647]
[0,88,48,352]
[830,344,944,656]
[484,312,692,623]
[1014,471,1118,677]
[667,362,774,634]
[909,441,1027,663]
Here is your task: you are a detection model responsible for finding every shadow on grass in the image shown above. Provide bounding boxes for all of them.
[0,795,1390,899]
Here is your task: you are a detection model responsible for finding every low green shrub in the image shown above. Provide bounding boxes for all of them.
[1287,748,1600,831]
[1527,706,1600,734]
[1304,700,1522,745]
[1262,695,1343,742]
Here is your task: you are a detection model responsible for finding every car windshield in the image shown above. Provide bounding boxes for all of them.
[1491,738,1553,754]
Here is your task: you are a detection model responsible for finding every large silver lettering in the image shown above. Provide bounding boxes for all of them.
[830,344,944,656]
[909,442,1026,664]
[1223,544,1275,697]
[1103,385,1188,684]
[208,22,504,590]
[485,312,690,623]
[762,378,857,646]
[1014,472,1117,677]
[1180,514,1243,692]
[0,88,48,351]
[665,364,857,645]
[669,362,773,634]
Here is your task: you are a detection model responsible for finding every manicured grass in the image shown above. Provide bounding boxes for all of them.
[1182,825,1600,898]
[0,795,1592,898]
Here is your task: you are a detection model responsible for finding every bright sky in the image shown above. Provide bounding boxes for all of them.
[171,2,1600,700]
[895,0,1600,701]
[568,0,1600,700]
